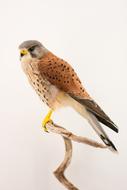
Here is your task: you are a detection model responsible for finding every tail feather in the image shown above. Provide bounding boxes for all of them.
[86,111,118,152]
[70,95,118,133]
[100,135,117,152]
[70,97,118,152]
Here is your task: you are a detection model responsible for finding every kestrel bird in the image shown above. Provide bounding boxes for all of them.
[19,40,118,152]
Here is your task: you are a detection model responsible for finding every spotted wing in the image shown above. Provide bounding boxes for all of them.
[38,52,118,133]
[38,52,90,98]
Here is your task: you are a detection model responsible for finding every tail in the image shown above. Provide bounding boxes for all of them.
[86,111,117,152]
[70,98,118,153]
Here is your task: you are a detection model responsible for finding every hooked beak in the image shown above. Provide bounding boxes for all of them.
[20,49,28,57]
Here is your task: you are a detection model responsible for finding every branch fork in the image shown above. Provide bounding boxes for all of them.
[45,122,107,190]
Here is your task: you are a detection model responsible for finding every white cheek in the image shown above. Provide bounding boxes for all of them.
[21,54,32,64]
[21,54,32,73]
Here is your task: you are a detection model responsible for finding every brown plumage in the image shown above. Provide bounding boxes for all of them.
[38,52,90,98]
[38,52,118,133]
[19,40,118,152]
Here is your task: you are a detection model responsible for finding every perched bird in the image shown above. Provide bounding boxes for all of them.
[19,40,118,152]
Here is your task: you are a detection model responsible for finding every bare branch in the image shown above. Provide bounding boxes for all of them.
[46,122,107,149]
[45,122,107,190]
[54,137,79,190]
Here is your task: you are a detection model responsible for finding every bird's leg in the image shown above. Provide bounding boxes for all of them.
[42,109,53,132]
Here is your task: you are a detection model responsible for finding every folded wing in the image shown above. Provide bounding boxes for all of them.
[70,95,118,133]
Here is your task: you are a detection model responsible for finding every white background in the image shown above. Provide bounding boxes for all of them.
[0,0,126,189]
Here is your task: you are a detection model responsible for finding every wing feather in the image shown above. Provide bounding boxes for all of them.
[38,52,118,133]
[38,52,90,98]
[70,95,118,133]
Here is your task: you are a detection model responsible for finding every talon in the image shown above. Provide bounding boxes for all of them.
[43,125,49,133]
[42,119,53,132]
[42,109,53,132]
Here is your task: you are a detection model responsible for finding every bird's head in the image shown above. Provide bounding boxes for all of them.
[19,40,48,63]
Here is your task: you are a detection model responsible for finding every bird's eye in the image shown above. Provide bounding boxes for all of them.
[29,46,35,52]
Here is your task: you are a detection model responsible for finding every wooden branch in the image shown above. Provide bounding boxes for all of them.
[45,122,107,190]
[54,137,78,190]
[46,122,107,149]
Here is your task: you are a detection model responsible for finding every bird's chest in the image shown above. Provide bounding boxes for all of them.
[21,61,62,108]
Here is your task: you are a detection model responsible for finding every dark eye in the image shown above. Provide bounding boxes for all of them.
[29,46,35,52]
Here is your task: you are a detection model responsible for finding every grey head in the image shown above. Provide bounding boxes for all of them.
[19,40,48,59]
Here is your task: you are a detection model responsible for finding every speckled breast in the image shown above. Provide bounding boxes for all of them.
[21,60,61,109]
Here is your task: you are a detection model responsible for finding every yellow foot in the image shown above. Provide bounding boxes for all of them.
[42,109,53,132]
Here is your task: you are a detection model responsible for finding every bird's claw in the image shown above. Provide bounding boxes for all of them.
[42,119,53,133]
[42,109,53,133]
